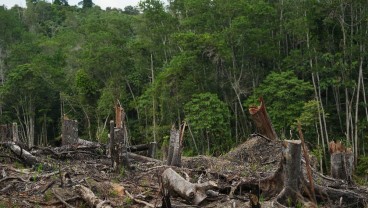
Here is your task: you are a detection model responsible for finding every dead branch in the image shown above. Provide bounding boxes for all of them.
[52,188,76,208]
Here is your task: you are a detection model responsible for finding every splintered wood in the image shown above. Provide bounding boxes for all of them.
[248,97,278,140]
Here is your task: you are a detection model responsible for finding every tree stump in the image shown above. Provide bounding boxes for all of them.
[148,141,157,158]
[276,140,302,206]
[0,124,12,142]
[329,141,353,183]
[248,97,278,140]
[61,118,78,146]
[112,128,130,171]
[167,124,184,167]
[12,122,19,143]
[167,125,178,166]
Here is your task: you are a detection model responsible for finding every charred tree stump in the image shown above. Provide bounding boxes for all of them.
[107,120,114,158]
[162,168,217,205]
[276,140,302,206]
[329,141,353,183]
[248,97,278,140]
[61,118,78,146]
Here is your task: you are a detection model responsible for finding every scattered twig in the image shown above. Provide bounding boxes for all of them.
[41,180,56,194]
[52,188,76,208]
[125,190,155,208]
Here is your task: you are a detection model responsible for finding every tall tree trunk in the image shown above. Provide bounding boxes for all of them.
[353,55,364,165]
[151,53,157,143]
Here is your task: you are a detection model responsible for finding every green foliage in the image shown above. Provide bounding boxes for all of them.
[245,71,313,135]
[1,0,368,159]
[184,93,230,155]
[356,156,368,177]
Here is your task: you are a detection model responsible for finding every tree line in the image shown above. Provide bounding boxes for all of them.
[1,0,368,177]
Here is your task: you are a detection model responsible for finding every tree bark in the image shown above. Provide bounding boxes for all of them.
[248,97,278,140]
[162,168,217,205]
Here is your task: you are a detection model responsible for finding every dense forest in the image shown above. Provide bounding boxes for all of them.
[1,0,368,180]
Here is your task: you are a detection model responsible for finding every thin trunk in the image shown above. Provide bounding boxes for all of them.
[125,79,140,120]
[187,122,198,155]
[312,73,326,170]
[235,103,238,143]
[345,87,350,143]
[353,56,363,165]
[316,72,329,145]
[332,86,343,132]
[151,53,156,143]
[315,122,323,173]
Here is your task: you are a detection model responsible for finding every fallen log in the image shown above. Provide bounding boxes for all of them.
[128,152,163,163]
[248,97,278,140]
[75,185,112,208]
[162,168,217,205]
[1,142,42,167]
[128,143,150,152]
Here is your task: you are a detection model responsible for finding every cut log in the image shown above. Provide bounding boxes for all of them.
[75,185,112,208]
[62,117,78,146]
[248,97,278,140]
[276,140,302,206]
[162,168,217,205]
